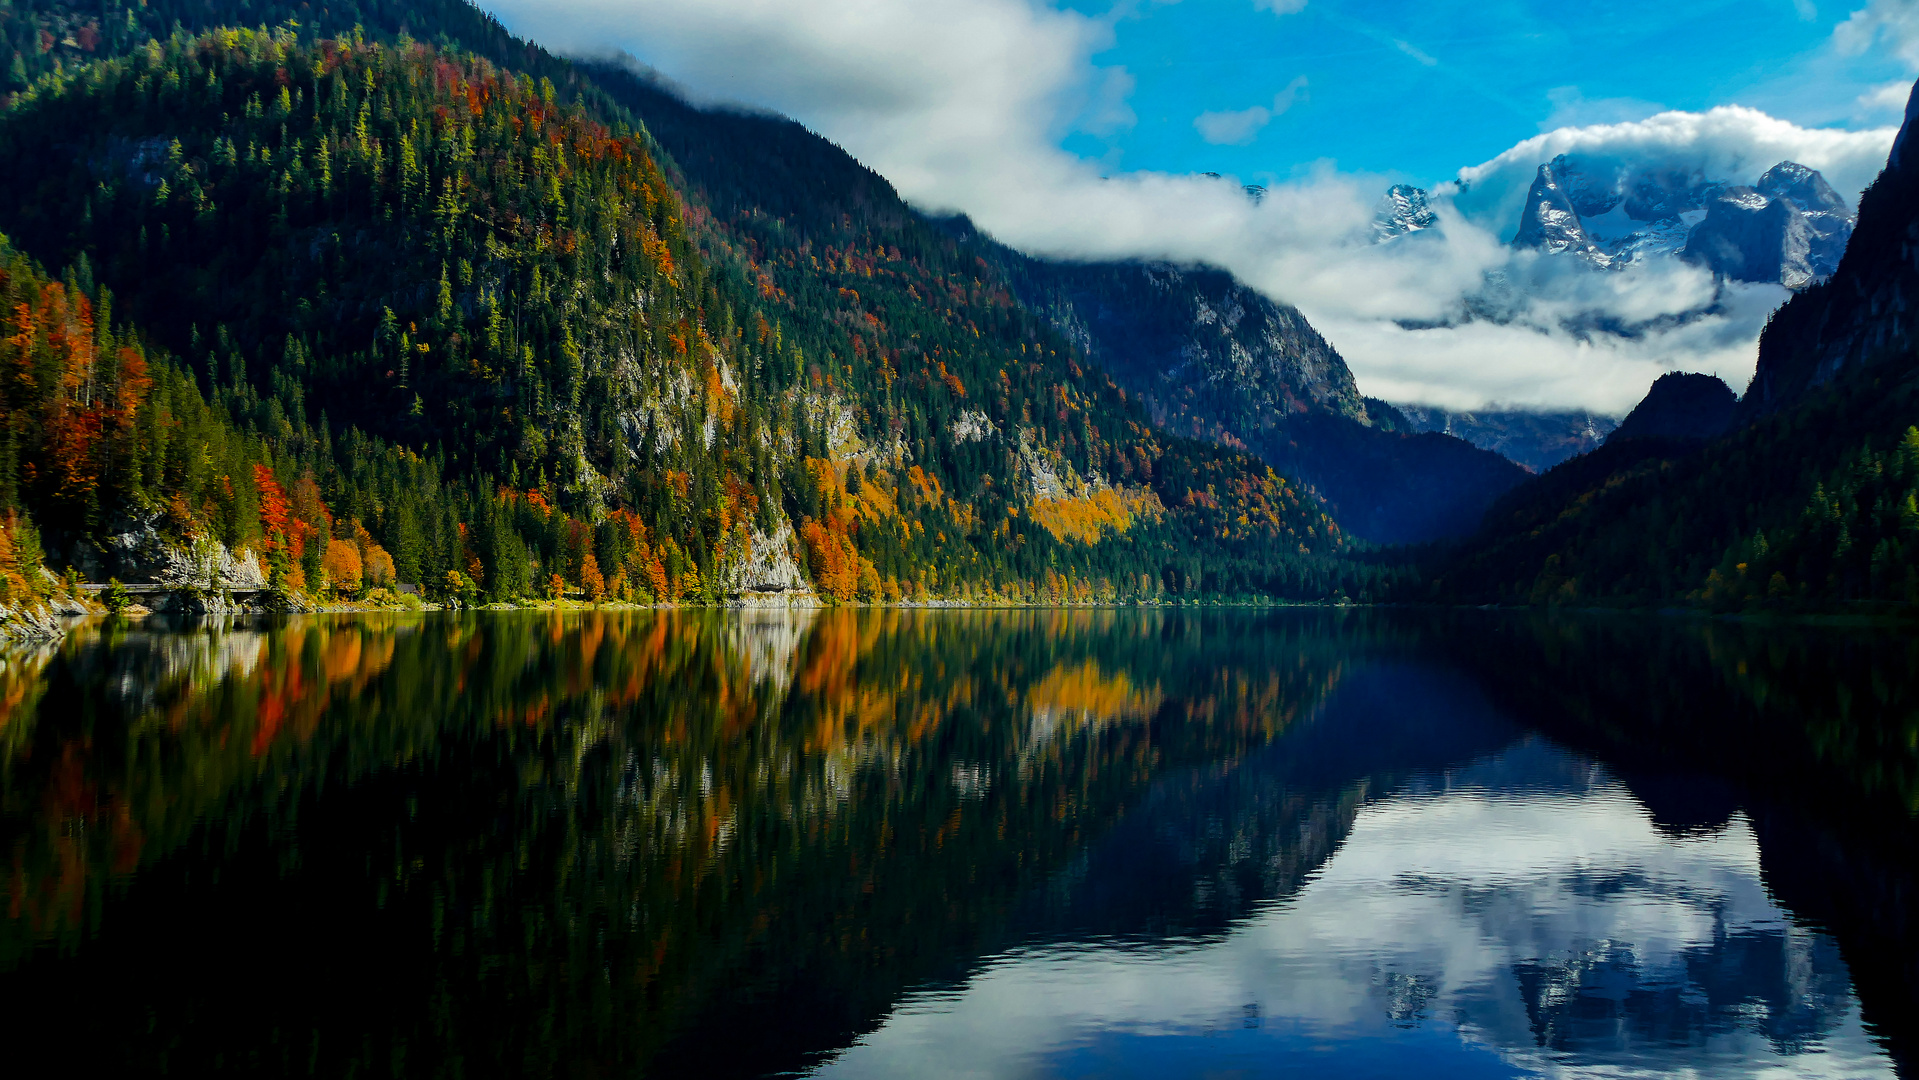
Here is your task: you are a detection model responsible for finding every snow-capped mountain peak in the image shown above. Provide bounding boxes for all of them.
[1512,161,1601,260]
[1372,183,1438,241]
[1467,153,1855,288]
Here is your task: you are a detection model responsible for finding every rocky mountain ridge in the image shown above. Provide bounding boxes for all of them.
[1507,155,1854,286]
[958,235,1529,544]
[1389,406,1617,473]
[1380,155,1855,295]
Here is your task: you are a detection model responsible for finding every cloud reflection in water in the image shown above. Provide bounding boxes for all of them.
[821,716,1888,1079]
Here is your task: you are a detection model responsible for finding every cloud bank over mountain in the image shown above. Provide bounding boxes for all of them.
[482,0,1903,414]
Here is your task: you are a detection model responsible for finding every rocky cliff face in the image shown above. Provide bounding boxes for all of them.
[1512,162,1601,259]
[1742,79,1919,419]
[1373,184,1438,242]
[1682,188,1814,287]
[1758,161,1854,278]
[997,255,1368,434]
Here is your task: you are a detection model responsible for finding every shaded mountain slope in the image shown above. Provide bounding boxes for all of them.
[1392,405,1616,473]
[1742,87,1919,420]
[934,225,1527,545]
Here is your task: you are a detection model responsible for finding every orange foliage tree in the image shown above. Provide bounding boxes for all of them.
[581,553,606,602]
[322,538,363,595]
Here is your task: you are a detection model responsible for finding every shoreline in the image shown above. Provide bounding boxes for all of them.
[18,595,1919,642]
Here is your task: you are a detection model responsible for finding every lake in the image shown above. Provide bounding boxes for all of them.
[0,608,1913,1078]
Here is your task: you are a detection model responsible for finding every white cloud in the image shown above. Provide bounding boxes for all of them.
[1834,0,1919,70]
[1392,38,1439,67]
[1255,0,1308,13]
[480,0,1901,415]
[817,758,1894,1080]
[1451,106,1896,243]
[1195,105,1271,146]
[1858,77,1914,116]
[1193,76,1307,146]
[1272,73,1308,114]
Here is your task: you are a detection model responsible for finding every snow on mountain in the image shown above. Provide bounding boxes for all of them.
[1378,154,1855,291]
[1372,184,1437,242]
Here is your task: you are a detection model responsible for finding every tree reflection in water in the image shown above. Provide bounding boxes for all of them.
[0,609,1908,1078]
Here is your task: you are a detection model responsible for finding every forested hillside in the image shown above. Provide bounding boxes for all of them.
[972,242,1529,544]
[0,9,1381,605]
[0,236,429,601]
[570,60,1527,546]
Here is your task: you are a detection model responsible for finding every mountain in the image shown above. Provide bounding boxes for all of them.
[1505,154,1855,282]
[948,239,1529,544]
[1427,81,1919,608]
[1391,406,1617,473]
[556,56,1525,547]
[1606,373,1737,443]
[1373,184,1437,241]
[1741,86,1919,421]
[1511,161,1600,258]
[0,7,1378,607]
[1386,154,1855,290]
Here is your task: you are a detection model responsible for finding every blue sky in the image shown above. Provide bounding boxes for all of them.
[1055,0,1909,187]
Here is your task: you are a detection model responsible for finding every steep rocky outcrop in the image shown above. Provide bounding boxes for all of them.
[1681,188,1815,288]
[1607,373,1737,443]
[1512,162,1599,259]
[0,602,62,641]
[715,523,813,600]
[1759,161,1854,278]
[994,255,1366,427]
[1484,154,1854,285]
[1373,184,1437,241]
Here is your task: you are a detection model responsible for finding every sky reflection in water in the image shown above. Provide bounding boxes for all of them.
[0,609,1909,1079]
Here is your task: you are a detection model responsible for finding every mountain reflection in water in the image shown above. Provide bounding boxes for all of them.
[0,609,1911,1079]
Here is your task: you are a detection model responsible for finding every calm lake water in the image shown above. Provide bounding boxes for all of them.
[0,608,1914,1078]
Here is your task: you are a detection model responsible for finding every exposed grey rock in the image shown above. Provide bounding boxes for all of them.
[153,539,268,591]
[1758,161,1854,279]
[1488,154,1853,289]
[1373,184,1438,242]
[1682,187,1815,288]
[715,522,812,597]
[1622,165,1715,222]
[49,593,90,617]
[0,602,62,641]
[74,512,265,591]
[949,408,999,444]
[1513,162,1601,261]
